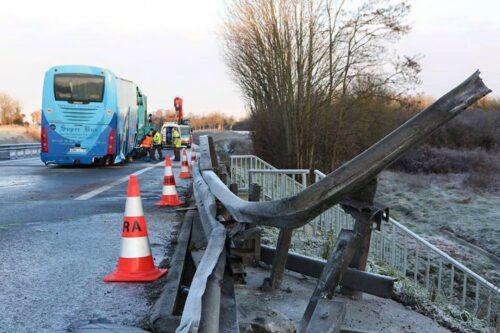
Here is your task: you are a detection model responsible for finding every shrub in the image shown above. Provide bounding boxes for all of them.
[426,109,500,151]
[391,146,500,174]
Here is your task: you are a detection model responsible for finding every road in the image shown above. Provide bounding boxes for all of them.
[0,151,190,332]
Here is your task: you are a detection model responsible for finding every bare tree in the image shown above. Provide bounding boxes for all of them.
[221,0,420,172]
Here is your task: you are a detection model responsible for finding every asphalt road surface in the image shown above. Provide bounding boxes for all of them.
[0,151,190,332]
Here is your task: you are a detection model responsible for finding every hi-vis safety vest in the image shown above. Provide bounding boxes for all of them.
[173,130,181,148]
[153,132,162,145]
[141,136,152,148]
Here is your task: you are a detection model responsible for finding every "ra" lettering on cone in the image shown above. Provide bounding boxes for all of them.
[104,175,167,282]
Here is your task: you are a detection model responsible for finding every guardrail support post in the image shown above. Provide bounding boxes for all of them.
[199,135,218,171]
[339,179,386,299]
[248,183,261,202]
[229,183,238,195]
[248,183,262,262]
[299,229,358,332]
[263,227,293,290]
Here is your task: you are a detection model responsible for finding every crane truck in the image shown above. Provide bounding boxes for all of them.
[161,97,193,148]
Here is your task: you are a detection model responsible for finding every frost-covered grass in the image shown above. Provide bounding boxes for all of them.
[260,224,328,259]
[377,171,500,285]
[370,260,491,333]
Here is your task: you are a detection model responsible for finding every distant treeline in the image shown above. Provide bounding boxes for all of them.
[0,92,24,125]
[190,112,251,131]
[0,92,40,126]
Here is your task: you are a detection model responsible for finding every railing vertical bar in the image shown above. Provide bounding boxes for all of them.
[280,173,285,199]
[403,236,408,277]
[486,291,491,322]
[414,246,419,285]
[271,173,275,200]
[473,282,479,315]
[437,259,442,295]
[245,158,248,188]
[391,223,396,266]
[425,254,431,292]
[462,274,467,309]
[335,207,339,235]
[378,231,383,259]
[450,265,455,300]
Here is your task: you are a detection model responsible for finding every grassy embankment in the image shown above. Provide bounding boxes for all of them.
[0,125,40,144]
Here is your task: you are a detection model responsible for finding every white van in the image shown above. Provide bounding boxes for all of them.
[161,122,192,148]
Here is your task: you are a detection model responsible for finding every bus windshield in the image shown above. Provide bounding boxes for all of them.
[54,74,104,103]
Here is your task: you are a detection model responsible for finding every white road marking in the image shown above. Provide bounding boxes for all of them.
[74,161,164,201]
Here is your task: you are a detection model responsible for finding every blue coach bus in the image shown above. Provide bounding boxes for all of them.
[41,65,147,165]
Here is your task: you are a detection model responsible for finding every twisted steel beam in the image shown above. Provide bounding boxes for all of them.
[203,71,491,229]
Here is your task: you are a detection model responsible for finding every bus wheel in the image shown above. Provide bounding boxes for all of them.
[94,157,105,167]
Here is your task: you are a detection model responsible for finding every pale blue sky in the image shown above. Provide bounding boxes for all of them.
[0,0,498,118]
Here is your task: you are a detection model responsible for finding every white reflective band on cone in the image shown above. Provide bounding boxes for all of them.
[164,167,173,176]
[162,185,177,195]
[124,197,144,217]
[120,236,151,258]
[181,166,189,172]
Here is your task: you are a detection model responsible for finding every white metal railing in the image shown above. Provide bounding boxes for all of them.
[248,168,308,200]
[314,170,499,327]
[230,155,499,328]
[230,155,275,191]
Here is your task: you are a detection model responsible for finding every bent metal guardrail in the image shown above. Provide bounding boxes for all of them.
[207,72,490,230]
[176,164,227,333]
[0,143,40,160]
[232,155,499,326]
[313,170,499,324]
[176,71,494,332]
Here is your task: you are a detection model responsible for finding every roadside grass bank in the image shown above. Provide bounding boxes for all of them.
[0,125,39,144]
[377,171,499,285]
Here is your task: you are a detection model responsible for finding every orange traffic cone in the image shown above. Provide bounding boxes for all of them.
[104,175,167,282]
[155,156,184,206]
[190,146,196,169]
[179,149,191,179]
